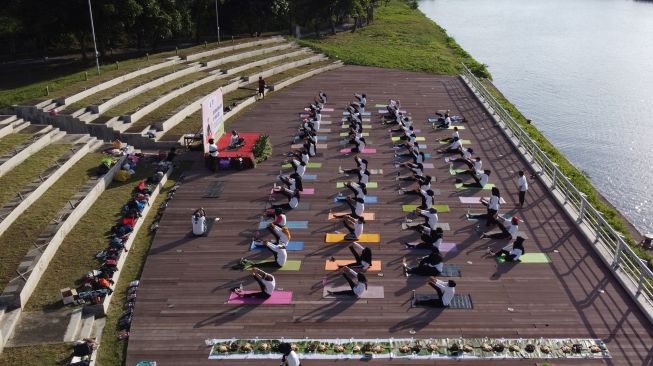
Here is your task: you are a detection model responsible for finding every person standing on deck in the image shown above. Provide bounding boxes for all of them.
[516,170,529,208]
[258,76,266,100]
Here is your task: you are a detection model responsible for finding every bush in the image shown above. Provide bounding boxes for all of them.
[253,134,272,164]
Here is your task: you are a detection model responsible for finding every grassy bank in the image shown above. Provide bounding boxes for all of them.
[297,0,489,78]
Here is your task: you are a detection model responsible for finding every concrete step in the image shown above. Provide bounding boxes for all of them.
[0,308,21,352]
[78,315,95,340]
[63,308,83,342]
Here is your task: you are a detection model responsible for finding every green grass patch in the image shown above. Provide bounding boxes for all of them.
[297,0,489,78]
[483,80,649,261]
[25,163,155,311]
[0,133,33,157]
[0,144,72,208]
[94,161,192,366]
[0,152,104,293]
[0,343,72,366]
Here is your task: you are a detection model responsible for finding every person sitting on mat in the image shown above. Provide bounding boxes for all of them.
[327,266,368,298]
[228,130,245,149]
[351,136,366,155]
[396,162,424,182]
[437,136,463,155]
[404,227,444,251]
[339,157,368,175]
[403,250,444,277]
[332,242,372,271]
[278,172,303,192]
[355,168,370,184]
[403,207,438,231]
[303,135,317,157]
[440,126,460,143]
[233,268,275,299]
[278,342,301,366]
[191,208,207,236]
[414,278,456,308]
[333,196,365,219]
[270,188,300,211]
[265,207,286,228]
[287,158,306,177]
[288,148,310,165]
[394,134,418,150]
[481,215,520,240]
[343,215,365,241]
[354,93,366,108]
[435,112,452,129]
[398,175,434,195]
[264,222,291,245]
[394,142,420,161]
[490,236,526,262]
[417,189,436,210]
[447,148,475,170]
[319,91,328,104]
[478,187,501,227]
[344,181,367,200]
[457,169,491,188]
[241,241,288,269]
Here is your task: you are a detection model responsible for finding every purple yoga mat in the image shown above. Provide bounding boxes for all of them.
[422,163,435,169]
[340,148,377,154]
[227,291,293,304]
[459,197,507,204]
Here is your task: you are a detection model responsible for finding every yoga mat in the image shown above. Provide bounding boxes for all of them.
[328,212,375,220]
[277,260,302,271]
[440,264,461,277]
[340,132,369,137]
[318,128,331,133]
[341,124,372,129]
[439,139,471,144]
[227,291,293,305]
[402,204,451,213]
[405,242,457,253]
[378,109,405,114]
[447,126,465,130]
[323,286,384,299]
[316,136,328,142]
[412,293,473,309]
[303,107,333,112]
[340,148,377,154]
[336,182,378,188]
[290,143,327,149]
[334,196,378,204]
[418,144,427,149]
[455,183,495,190]
[282,162,322,168]
[301,188,315,195]
[391,136,425,142]
[295,202,311,210]
[449,167,468,176]
[203,181,224,198]
[424,153,432,158]
[325,233,380,243]
[250,241,304,251]
[497,253,551,264]
[343,111,371,116]
[459,197,507,204]
[369,169,383,175]
[258,221,308,229]
[320,121,333,125]
[325,260,382,271]
[375,104,387,107]
[422,163,435,169]
[303,174,317,181]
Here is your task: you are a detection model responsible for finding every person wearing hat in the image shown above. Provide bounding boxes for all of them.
[490,236,526,262]
[481,215,520,240]
[404,227,444,251]
[278,342,301,366]
[415,278,456,307]
[327,266,368,298]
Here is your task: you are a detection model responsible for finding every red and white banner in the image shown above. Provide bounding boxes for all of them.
[202,88,224,154]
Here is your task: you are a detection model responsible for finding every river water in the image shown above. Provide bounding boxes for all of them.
[419,0,653,235]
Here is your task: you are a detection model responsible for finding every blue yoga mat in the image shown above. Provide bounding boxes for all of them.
[250,241,304,251]
[333,196,378,204]
[316,136,327,142]
[258,221,309,229]
[303,174,317,181]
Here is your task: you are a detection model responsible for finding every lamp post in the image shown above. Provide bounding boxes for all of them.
[87,0,100,75]
[215,0,221,43]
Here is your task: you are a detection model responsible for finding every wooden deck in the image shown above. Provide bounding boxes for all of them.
[125,66,653,365]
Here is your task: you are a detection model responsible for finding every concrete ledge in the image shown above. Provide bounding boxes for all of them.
[0,127,66,178]
[241,54,326,83]
[85,167,173,316]
[63,308,83,342]
[183,36,284,62]
[270,61,343,92]
[0,307,21,352]
[222,48,308,75]
[202,42,294,68]
[0,117,28,139]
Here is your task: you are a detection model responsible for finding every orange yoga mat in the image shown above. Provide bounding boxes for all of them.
[324,260,382,271]
[327,212,375,220]
[325,233,380,243]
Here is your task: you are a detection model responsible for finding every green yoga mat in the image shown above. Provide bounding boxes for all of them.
[336,182,378,188]
[341,124,372,129]
[391,136,425,142]
[449,168,468,176]
[439,139,471,144]
[402,204,450,213]
[340,132,369,137]
[249,260,302,271]
[282,162,322,168]
[375,104,387,107]
[455,183,495,190]
[497,253,551,264]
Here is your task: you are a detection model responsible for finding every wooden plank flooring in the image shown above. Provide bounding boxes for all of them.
[125,66,653,365]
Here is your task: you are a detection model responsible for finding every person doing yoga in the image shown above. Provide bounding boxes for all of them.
[480,215,519,240]
[398,175,434,195]
[333,242,372,270]
[318,91,328,104]
[287,158,306,177]
[339,157,368,175]
[355,168,370,184]
[270,188,300,211]
[327,266,368,298]
[437,136,463,155]
[435,111,452,129]
[414,278,456,308]
[403,207,438,232]
[457,169,491,188]
[341,196,365,219]
[191,208,207,236]
[241,241,288,269]
[396,163,424,182]
[288,148,310,164]
[264,222,291,245]
[447,148,476,171]
[228,130,245,149]
[278,172,303,192]
[404,227,444,251]
[441,126,460,143]
[343,215,365,241]
[350,136,366,155]
[233,268,275,299]
[344,181,367,200]
[403,250,444,277]
[477,187,501,227]
[266,207,286,228]
[490,236,526,262]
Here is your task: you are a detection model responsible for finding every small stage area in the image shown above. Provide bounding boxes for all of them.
[215,132,260,169]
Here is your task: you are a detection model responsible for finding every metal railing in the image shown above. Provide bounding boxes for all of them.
[461,64,653,317]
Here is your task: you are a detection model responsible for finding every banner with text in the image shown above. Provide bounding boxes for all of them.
[202,88,224,154]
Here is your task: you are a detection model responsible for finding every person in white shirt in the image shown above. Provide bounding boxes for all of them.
[287,148,309,165]
[243,241,288,268]
[287,159,306,177]
[279,343,301,366]
[481,216,519,240]
[344,181,367,200]
[437,136,463,155]
[327,266,368,298]
[271,187,300,211]
[396,162,424,181]
[435,110,452,128]
[441,126,460,143]
[356,169,370,184]
[318,91,328,104]
[343,197,365,219]
[490,236,526,262]
[479,187,501,227]
[404,227,443,250]
[340,157,368,175]
[228,130,245,149]
[399,175,434,195]
[343,216,365,241]
[336,242,372,270]
[191,208,207,236]
[403,207,438,232]
[516,170,528,208]
[351,137,366,154]
[404,250,444,277]
[414,278,456,307]
[458,169,491,188]
[208,138,219,157]
[278,172,303,192]
[233,268,275,299]
[266,223,291,245]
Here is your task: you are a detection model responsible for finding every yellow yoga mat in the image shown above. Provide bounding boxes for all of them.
[328,212,376,220]
[325,260,382,271]
[391,136,425,142]
[325,233,381,243]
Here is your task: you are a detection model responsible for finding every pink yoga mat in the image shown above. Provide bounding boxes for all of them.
[340,148,377,154]
[459,197,507,204]
[227,291,293,304]
[302,188,315,195]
